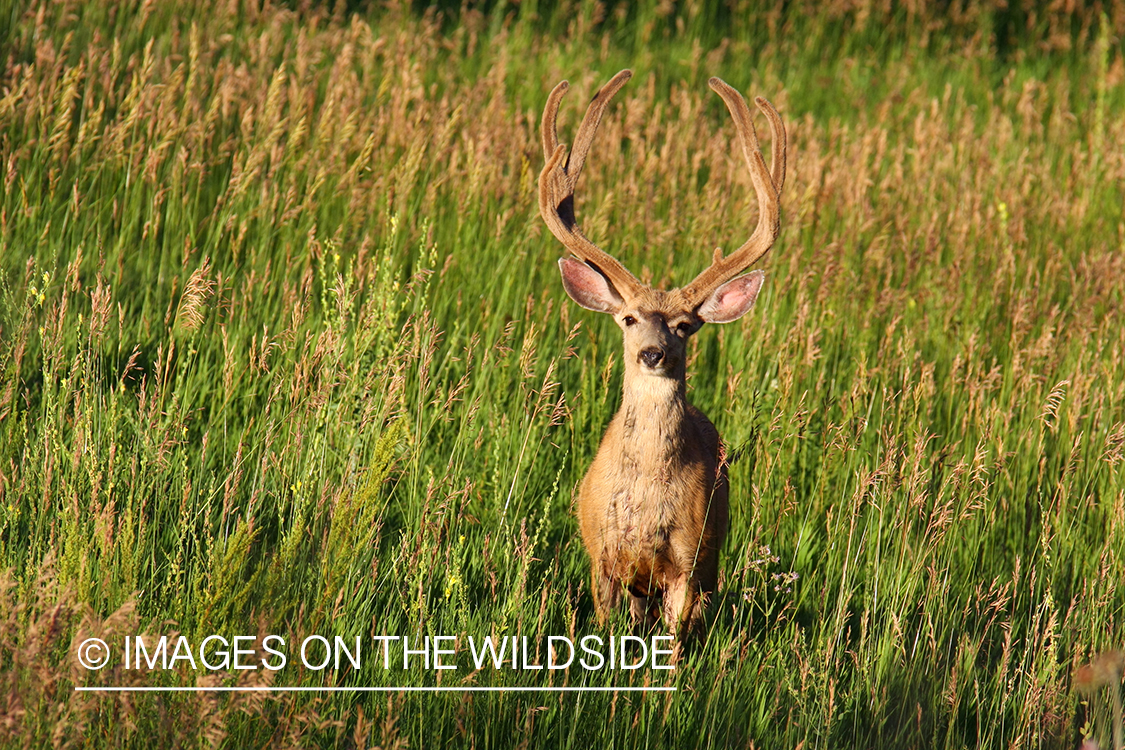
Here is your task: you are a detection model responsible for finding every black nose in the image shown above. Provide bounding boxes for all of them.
[639,348,664,368]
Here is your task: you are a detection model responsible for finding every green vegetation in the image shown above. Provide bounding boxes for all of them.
[2,0,1124,747]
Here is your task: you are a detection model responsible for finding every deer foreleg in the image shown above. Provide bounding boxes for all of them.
[662,574,703,639]
[591,564,621,625]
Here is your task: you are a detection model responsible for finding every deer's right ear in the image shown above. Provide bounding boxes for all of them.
[559,258,623,313]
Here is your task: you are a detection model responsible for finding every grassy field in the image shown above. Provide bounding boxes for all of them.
[2,0,1124,747]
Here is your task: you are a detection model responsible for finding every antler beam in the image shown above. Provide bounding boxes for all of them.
[680,78,786,308]
[538,70,643,300]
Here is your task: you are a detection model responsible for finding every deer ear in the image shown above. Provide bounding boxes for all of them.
[559,258,624,313]
[697,270,764,323]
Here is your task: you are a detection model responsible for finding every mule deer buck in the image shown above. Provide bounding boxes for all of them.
[539,70,785,638]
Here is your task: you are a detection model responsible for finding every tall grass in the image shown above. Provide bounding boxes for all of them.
[1,0,1124,747]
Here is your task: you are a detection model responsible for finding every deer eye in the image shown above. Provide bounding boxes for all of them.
[676,321,694,336]
[623,316,637,327]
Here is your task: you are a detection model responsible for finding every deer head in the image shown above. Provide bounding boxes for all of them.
[539,70,786,384]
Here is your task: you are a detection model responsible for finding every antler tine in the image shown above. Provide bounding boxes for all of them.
[754,95,786,196]
[681,78,786,308]
[538,70,643,299]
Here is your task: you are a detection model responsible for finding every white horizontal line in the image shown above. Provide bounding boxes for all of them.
[75,686,675,693]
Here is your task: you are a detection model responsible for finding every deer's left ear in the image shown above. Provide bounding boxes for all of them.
[697,270,765,324]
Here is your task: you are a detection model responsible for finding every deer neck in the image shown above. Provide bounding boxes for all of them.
[617,372,689,470]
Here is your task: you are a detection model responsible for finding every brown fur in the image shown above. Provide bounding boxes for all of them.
[574,290,729,637]
[538,71,785,638]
